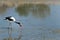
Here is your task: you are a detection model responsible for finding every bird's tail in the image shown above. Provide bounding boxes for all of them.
[15,21,22,27]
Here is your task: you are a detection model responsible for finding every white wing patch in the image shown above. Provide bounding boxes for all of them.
[10,17,16,21]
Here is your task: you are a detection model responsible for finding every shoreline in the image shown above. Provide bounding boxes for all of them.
[0,1,60,7]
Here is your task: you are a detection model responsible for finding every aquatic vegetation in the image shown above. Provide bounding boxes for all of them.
[16,3,50,18]
[32,4,50,18]
[0,5,7,14]
[16,4,33,16]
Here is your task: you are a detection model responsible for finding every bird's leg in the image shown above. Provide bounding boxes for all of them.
[8,22,12,40]
[9,22,12,31]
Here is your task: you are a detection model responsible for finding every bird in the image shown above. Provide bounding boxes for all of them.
[4,16,22,27]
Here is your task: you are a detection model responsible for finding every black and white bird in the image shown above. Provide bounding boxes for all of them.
[4,16,22,27]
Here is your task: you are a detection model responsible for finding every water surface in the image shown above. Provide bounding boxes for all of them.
[0,4,60,40]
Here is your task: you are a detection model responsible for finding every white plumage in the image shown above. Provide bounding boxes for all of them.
[4,16,22,27]
[10,17,16,21]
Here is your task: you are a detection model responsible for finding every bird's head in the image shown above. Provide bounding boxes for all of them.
[15,21,22,27]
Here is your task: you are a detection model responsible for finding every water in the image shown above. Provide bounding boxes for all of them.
[0,4,60,40]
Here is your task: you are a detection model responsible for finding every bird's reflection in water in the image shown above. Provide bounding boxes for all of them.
[3,27,23,40]
[14,28,23,40]
[7,27,12,40]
